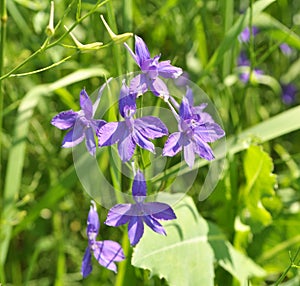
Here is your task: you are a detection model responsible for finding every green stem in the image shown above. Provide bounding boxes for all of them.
[107,1,123,75]
[0,0,7,281]
[0,0,110,82]
[0,0,7,191]
[222,0,233,78]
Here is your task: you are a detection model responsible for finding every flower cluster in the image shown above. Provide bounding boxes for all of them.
[51,35,225,277]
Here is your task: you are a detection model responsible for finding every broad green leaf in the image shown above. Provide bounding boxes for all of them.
[132,194,265,286]
[240,145,277,233]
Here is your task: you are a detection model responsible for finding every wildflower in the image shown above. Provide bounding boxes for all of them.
[280,43,292,56]
[81,201,125,277]
[105,171,176,246]
[124,35,182,99]
[51,88,106,156]
[238,26,259,43]
[163,88,225,168]
[97,81,168,162]
[281,83,297,105]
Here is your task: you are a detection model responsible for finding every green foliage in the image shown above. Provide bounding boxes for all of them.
[239,145,278,233]
[132,194,265,286]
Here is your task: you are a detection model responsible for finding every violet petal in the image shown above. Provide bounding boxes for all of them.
[128,216,144,246]
[51,110,78,130]
[81,247,92,278]
[135,116,168,139]
[105,204,132,226]
[134,35,151,67]
[158,60,182,79]
[143,215,166,236]
[80,89,93,120]
[162,132,182,157]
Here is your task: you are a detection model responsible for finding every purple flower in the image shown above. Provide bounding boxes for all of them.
[163,88,225,168]
[281,83,297,105]
[280,43,292,56]
[97,81,168,162]
[105,171,176,246]
[238,26,259,43]
[237,52,263,83]
[81,201,125,278]
[124,35,182,99]
[51,88,106,156]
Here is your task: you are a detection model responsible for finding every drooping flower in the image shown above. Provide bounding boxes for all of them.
[105,170,176,246]
[124,35,182,99]
[163,87,225,168]
[97,81,168,162]
[51,87,107,156]
[238,26,259,43]
[81,201,125,278]
[281,83,297,105]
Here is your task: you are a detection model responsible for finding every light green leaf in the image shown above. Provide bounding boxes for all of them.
[240,145,277,233]
[132,194,265,286]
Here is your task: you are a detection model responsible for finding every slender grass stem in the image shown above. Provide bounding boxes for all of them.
[0,0,7,193]
[0,0,110,82]
[0,0,7,281]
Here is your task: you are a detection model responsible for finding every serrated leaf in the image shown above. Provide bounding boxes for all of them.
[132,194,265,286]
[241,145,277,233]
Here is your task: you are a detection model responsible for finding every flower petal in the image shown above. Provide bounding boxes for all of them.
[84,128,96,156]
[158,60,182,79]
[128,216,144,246]
[81,247,92,278]
[184,142,195,168]
[162,132,182,157]
[92,240,125,273]
[193,135,215,160]
[87,201,100,240]
[61,127,85,148]
[132,130,155,153]
[119,81,136,118]
[90,119,106,132]
[143,215,166,236]
[143,202,176,220]
[80,89,93,119]
[135,116,168,139]
[134,35,151,67]
[129,74,148,96]
[118,133,136,162]
[105,204,132,226]
[148,77,169,99]
[51,110,78,130]
[194,123,225,142]
[132,170,147,198]
[179,96,193,120]
[97,122,124,147]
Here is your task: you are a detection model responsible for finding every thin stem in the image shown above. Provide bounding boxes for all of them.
[0,0,110,82]
[0,0,7,195]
